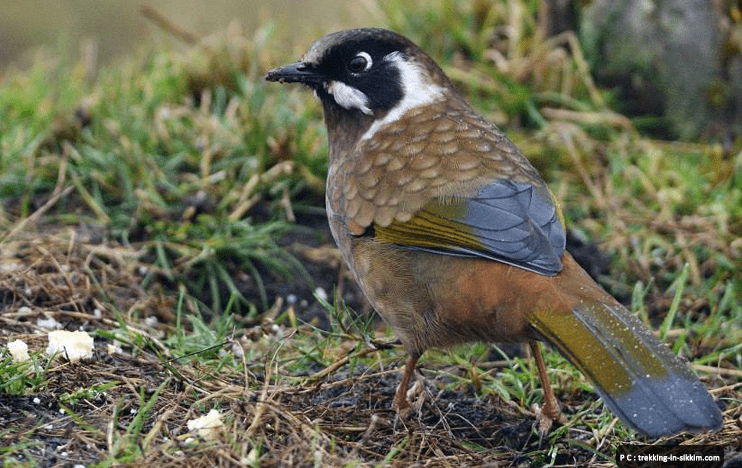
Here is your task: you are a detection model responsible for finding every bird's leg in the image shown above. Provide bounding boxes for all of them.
[393,354,420,413]
[529,340,562,434]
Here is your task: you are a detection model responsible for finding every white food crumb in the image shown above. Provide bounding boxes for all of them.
[7,339,30,363]
[187,409,224,441]
[46,330,94,362]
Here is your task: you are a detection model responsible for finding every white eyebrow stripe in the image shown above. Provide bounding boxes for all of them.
[326,80,373,115]
[360,51,445,142]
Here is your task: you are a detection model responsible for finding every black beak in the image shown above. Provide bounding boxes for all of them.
[265,62,324,85]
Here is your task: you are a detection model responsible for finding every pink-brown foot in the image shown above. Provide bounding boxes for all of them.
[392,354,420,418]
[529,340,565,436]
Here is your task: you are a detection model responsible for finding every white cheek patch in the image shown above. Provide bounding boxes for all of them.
[361,51,445,142]
[326,80,373,115]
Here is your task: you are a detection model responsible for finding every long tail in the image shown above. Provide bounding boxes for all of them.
[528,253,723,437]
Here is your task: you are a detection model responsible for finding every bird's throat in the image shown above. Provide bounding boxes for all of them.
[322,101,377,160]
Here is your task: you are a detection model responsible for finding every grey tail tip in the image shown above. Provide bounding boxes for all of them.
[595,368,724,437]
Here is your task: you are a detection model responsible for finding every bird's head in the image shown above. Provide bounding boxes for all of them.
[266,28,456,145]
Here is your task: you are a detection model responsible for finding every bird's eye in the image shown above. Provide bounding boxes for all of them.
[348,52,372,73]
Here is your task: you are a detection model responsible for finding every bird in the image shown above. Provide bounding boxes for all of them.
[265,28,723,437]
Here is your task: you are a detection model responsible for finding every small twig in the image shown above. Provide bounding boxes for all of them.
[692,364,742,379]
[280,185,296,222]
[1,186,74,243]
[540,108,633,130]
[306,345,387,384]
[708,381,742,395]
[245,360,273,439]
[140,4,198,45]
[142,405,177,450]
